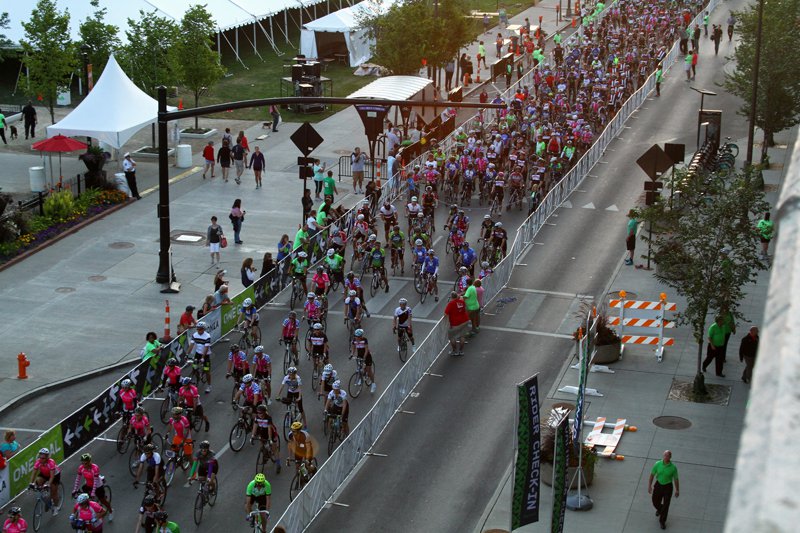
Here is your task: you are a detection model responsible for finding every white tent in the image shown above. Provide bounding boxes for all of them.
[47,54,173,148]
[300,0,393,66]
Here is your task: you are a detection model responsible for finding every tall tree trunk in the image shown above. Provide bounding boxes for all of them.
[195,91,200,130]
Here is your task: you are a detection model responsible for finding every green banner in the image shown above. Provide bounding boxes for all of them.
[222,285,255,333]
[8,425,64,496]
[551,419,569,533]
[512,373,541,529]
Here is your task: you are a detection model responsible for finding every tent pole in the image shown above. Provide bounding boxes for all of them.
[242,26,264,60]
[217,33,222,60]
[253,23,257,54]
[221,30,248,69]
[235,27,240,60]
[285,10,289,44]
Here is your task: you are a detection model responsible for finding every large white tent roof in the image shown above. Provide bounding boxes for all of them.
[3,0,328,44]
[348,76,432,101]
[47,54,172,148]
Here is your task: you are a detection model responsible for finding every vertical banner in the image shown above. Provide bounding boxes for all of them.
[511,373,541,529]
[0,463,9,507]
[572,315,591,452]
[551,418,570,533]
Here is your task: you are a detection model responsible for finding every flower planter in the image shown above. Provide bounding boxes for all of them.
[132,146,176,159]
[179,128,217,139]
[593,341,621,364]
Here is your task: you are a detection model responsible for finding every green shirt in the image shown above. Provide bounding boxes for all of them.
[464,285,480,311]
[656,69,663,83]
[293,228,309,250]
[142,340,162,362]
[554,33,562,45]
[721,312,736,336]
[708,322,726,347]
[323,175,337,196]
[316,209,328,227]
[291,257,308,274]
[388,230,405,249]
[324,254,344,272]
[627,218,638,236]
[246,479,272,497]
[757,219,774,239]
[650,460,678,485]
[157,522,180,533]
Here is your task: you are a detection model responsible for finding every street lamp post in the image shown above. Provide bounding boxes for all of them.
[689,86,716,149]
[80,44,92,146]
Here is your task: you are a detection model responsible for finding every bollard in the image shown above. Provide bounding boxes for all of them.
[163,300,172,342]
[17,352,30,379]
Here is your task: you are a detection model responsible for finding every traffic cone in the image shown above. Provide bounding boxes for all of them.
[572,17,577,27]
[476,71,481,83]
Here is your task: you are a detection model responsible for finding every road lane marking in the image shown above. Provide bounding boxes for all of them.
[140,166,201,197]
[327,310,439,324]
[504,287,592,299]
[478,326,573,339]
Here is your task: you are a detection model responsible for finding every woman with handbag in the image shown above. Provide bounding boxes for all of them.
[230,199,246,244]
[207,216,225,264]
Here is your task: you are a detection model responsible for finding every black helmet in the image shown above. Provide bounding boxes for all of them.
[143,496,156,506]
[154,511,168,521]
[199,440,210,450]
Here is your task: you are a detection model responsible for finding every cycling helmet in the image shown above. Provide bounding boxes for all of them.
[316,266,323,273]
[230,343,240,351]
[199,440,210,450]
[142,496,156,506]
[426,185,433,191]
[357,214,365,221]
[354,328,364,337]
[368,234,377,241]
[451,203,458,209]
[348,289,357,297]
[313,322,323,330]
[8,507,21,516]
[399,298,408,304]
[307,292,316,298]
[298,251,308,258]
[134,406,145,415]
[459,266,467,273]
[427,249,435,255]
[324,363,333,373]
[243,298,253,307]
[143,444,156,453]
[197,321,207,329]
[484,214,491,219]
[346,271,355,278]
[254,474,266,484]
[287,366,297,374]
[289,310,297,317]
[462,241,470,247]
[458,209,465,214]
[494,222,503,227]
[154,511,169,521]
[498,171,505,177]
[256,404,267,413]
[291,421,303,431]
[80,453,92,463]
[38,448,50,455]
[121,379,132,388]
[415,239,423,246]
[481,261,490,268]
[332,380,341,390]
[488,163,495,168]
[327,248,335,257]
[167,358,177,367]
[417,212,424,218]
[362,199,370,205]
[76,493,91,505]
[254,345,264,353]
[242,374,254,384]
[171,406,183,415]
[181,376,192,385]
[411,196,418,202]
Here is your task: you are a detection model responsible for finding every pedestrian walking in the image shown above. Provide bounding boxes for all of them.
[625,209,638,265]
[691,49,698,80]
[301,189,313,222]
[444,59,455,92]
[684,52,692,81]
[229,198,245,244]
[122,152,140,199]
[240,257,256,288]
[757,211,774,259]
[727,14,735,42]
[483,13,489,34]
[207,216,224,264]
[312,159,326,199]
[232,139,246,184]
[648,450,679,530]
[217,140,231,182]
[655,64,663,96]
[444,291,470,356]
[269,104,281,132]
[739,326,759,384]
[351,147,367,193]
[719,306,736,362]
[202,141,215,178]
[248,146,265,189]
[222,127,233,146]
[679,27,689,55]
[692,24,701,51]
[478,41,488,69]
[499,5,508,28]
[236,130,250,164]
[703,11,709,36]
[495,33,504,58]
[22,101,37,139]
[0,109,7,145]
[323,169,338,203]
[702,315,727,377]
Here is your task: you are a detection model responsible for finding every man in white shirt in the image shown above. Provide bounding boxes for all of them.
[123,153,140,199]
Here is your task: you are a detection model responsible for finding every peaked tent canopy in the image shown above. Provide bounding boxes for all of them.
[47,55,174,149]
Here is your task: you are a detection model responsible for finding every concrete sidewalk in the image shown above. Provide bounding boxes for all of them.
[475,124,795,533]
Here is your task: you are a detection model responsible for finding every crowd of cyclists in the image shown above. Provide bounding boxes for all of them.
[4,0,708,530]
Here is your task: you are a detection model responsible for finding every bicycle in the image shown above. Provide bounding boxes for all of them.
[229,373,244,411]
[281,397,303,442]
[327,414,345,456]
[248,507,270,532]
[229,409,255,452]
[289,276,304,310]
[142,478,168,507]
[254,435,281,475]
[192,476,218,525]
[390,247,405,276]
[413,261,424,294]
[29,483,64,532]
[188,357,210,387]
[369,265,388,297]
[184,404,205,431]
[397,327,410,363]
[127,433,164,478]
[419,271,436,304]
[158,385,180,424]
[280,338,299,375]
[348,357,376,398]
[461,180,473,206]
[116,408,149,454]
[309,352,325,393]
[507,186,524,211]
[489,195,502,217]
[237,322,262,351]
[163,438,193,486]
[288,458,318,501]
[344,316,360,347]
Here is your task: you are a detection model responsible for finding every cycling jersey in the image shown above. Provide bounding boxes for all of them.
[34,458,60,478]
[253,414,275,431]
[194,450,218,477]
[324,254,344,272]
[394,306,412,328]
[320,369,338,386]
[168,416,191,439]
[191,331,211,356]
[412,247,427,264]
[369,246,386,267]
[388,231,405,249]
[239,383,262,404]
[457,275,470,293]
[304,300,322,319]
[352,337,368,355]
[312,272,329,289]
[288,430,314,460]
[242,305,259,323]
[246,479,271,497]
[479,268,493,279]
[2,517,28,533]
[406,202,422,215]
[139,452,162,469]
[252,354,271,374]
[492,228,507,242]
[460,247,477,266]
[309,332,328,352]
[327,389,347,408]
[282,374,302,394]
[281,318,300,338]
[178,386,200,408]
[228,350,249,370]
[130,414,151,435]
[163,366,181,386]
[380,204,397,222]
[344,278,362,291]
[72,501,103,532]
[290,258,309,274]
[422,255,439,275]
[344,296,362,318]
[74,463,102,492]
[119,388,137,411]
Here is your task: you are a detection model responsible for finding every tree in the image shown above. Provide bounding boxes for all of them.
[175,5,225,129]
[20,0,77,124]
[117,10,180,97]
[724,0,800,153]
[78,0,121,80]
[638,169,769,397]
[0,12,13,62]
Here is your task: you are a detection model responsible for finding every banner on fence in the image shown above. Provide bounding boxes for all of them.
[7,425,64,498]
[512,373,542,529]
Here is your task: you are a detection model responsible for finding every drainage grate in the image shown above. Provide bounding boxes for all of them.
[653,416,692,430]
[55,287,76,293]
[109,241,135,249]
[170,230,206,246]
[88,275,106,282]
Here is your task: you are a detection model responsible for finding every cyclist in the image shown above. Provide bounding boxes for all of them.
[251,346,272,405]
[29,448,61,515]
[324,380,350,437]
[421,249,440,302]
[3,507,27,533]
[508,168,525,208]
[491,171,506,210]
[343,289,364,329]
[393,297,416,347]
[153,511,179,533]
[459,241,477,277]
[71,454,112,519]
[129,407,153,444]
[238,298,260,343]
[480,214,494,242]
[280,311,301,363]
[366,239,389,293]
[132,444,164,498]
[226,344,250,384]
[351,214,371,257]
[456,266,471,295]
[491,221,508,259]
[409,221,430,250]
[388,225,406,274]
[379,199,398,241]
[178,377,210,432]
[69,493,105,532]
[307,322,330,366]
[244,473,271,527]
[251,405,281,473]
[188,440,218,494]
[421,186,438,232]
[323,248,345,286]
[188,321,212,393]
[159,358,182,397]
[311,266,330,296]
[232,374,262,417]
[405,196,423,234]
[278,367,307,429]
[318,363,339,398]
[166,406,193,459]
[303,293,324,327]
[135,496,161,533]
[117,378,138,441]
[287,422,316,475]
[411,239,427,271]
[350,328,377,394]
[479,260,494,279]
[290,251,310,295]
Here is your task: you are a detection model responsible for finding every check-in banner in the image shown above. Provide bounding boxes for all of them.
[512,373,541,529]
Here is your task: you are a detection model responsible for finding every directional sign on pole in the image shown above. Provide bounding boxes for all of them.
[636,145,673,181]
[290,122,323,157]
[664,143,685,165]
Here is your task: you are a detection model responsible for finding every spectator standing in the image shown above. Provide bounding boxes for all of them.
[178,306,196,335]
[757,211,774,259]
[232,139,247,184]
[499,6,508,28]
[122,153,140,199]
[495,33,504,58]
[241,257,256,288]
[248,146,265,189]
[474,278,485,308]
[727,14,735,42]
[217,140,232,182]
[214,284,231,307]
[22,100,37,139]
[463,279,481,335]
[198,295,214,319]
[483,13,489,34]
[703,11,709,36]
[236,130,250,164]
[207,216,224,264]
[141,331,162,362]
[655,64,663,97]
[312,159,326,199]
[260,252,276,278]
[625,209,638,265]
[445,59,455,92]
[229,198,246,244]
[213,269,228,292]
[269,104,281,132]
[719,306,736,362]
[684,51,692,81]
[648,450,679,530]
[702,315,727,377]
[301,189,313,222]
[692,24,701,51]
[277,234,292,262]
[444,291,470,356]
[323,169,338,202]
[202,141,215,178]
[691,49,698,80]
[739,326,759,384]
[351,147,367,194]
[1,430,20,458]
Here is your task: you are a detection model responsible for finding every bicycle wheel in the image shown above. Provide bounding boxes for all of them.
[191,411,203,432]
[398,334,408,363]
[239,329,253,350]
[164,457,177,487]
[209,478,218,506]
[55,484,64,511]
[251,325,262,346]
[348,371,363,398]
[283,345,291,375]
[413,269,423,294]
[152,478,168,507]
[304,328,312,356]
[102,484,113,508]
[128,446,141,477]
[194,491,205,525]
[151,432,164,454]
[311,359,320,392]
[726,142,739,158]
[370,272,379,297]
[229,420,247,452]
[33,498,44,532]
[116,426,130,454]
[231,382,241,411]
[283,411,292,442]
[290,282,299,310]
[289,473,302,502]
[445,237,452,255]
[328,428,337,456]
[159,395,170,424]
[420,279,428,303]
[256,447,268,473]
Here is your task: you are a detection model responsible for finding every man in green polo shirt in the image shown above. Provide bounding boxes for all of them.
[702,315,727,377]
[649,450,679,529]
[463,278,481,335]
[323,170,338,201]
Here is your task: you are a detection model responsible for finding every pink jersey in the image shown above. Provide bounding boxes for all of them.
[163,366,181,386]
[282,318,300,338]
[304,300,322,319]
[178,385,200,408]
[33,458,60,478]
[2,518,28,533]
[168,416,191,439]
[129,414,150,436]
[72,501,103,531]
[312,272,329,289]
[118,389,137,411]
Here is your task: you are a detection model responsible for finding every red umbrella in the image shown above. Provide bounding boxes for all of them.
[32,135,88,186]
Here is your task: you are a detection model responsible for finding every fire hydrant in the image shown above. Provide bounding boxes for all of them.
[17,352,30,379]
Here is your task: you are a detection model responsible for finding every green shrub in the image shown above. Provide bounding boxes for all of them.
[43,191,75,222]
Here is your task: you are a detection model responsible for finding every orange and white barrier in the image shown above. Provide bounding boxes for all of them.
[609,291,675,362]
[584,417,634,459]
[163,299,172,342]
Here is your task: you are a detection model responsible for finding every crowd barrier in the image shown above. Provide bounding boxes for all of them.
[270,0,718,530]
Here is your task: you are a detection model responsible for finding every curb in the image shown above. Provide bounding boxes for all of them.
[0,357,138,417]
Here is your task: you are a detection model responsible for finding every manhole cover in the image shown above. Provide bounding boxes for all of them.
[653,416,692,430]
[88,275,106,282]
[109,241,135,249]
[170,230,206,245]
[55,287,76,293]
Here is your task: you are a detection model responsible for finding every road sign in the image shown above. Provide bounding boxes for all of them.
[636,145,673,180]
[290,122,323,157]
[664,143,685,165]
[298,166,314,179]
[643,181,663,191]
[297,156,315,166]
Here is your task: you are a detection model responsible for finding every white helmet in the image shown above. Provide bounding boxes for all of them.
[307,292,316,298]
[368,234,377,241]
[415,239,423,246]
[242,374,254,383]
[313,322,324,330]
[494,222,503,228]
[399,298,408,304]
[243,298,253,307]
[357,214,365,221]
[254,345,264,353]
[348,289,357,296]
[298,251,308,258]
[411,196,418,202]
[324,363,333,373]
[327,248,335,256]
[332,380,341,390]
